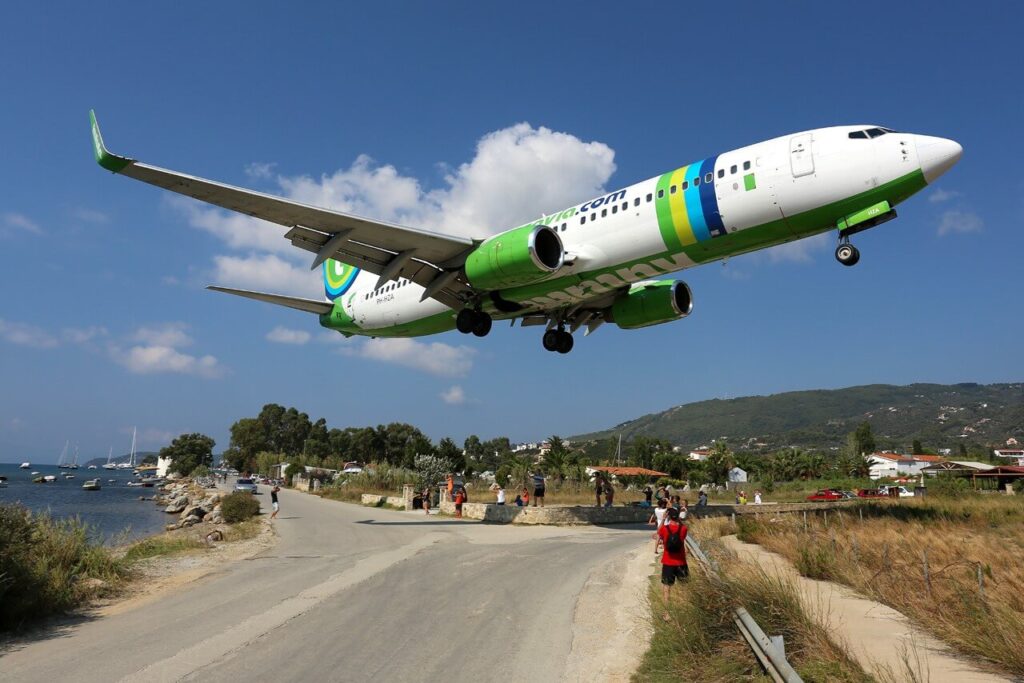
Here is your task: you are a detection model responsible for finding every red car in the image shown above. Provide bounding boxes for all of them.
[806,489,844,502]
[856,489,888,499]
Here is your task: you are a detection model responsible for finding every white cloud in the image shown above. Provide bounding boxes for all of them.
[266,326,311,344]
[2,212,42,235]
[0,318,58,348]
[212,253,321,299]
[132,323,193,348]
[72,208,110,223]
[62,326,109,344]
[245,162,277,180]
[440,385,467,405]
[762,232,831,264]
[111,344,224,378]
[928,188,960,203]
[938,210,983,236]
[340,337,475,377]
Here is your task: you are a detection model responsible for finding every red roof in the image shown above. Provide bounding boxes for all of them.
[589,466,668,477]
[912,455,946,462]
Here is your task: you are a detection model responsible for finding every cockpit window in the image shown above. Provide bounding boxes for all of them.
[850,127,898,140]
[848,130,868,139]
[865,127,887,138]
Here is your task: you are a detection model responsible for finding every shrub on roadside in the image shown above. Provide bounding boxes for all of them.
[190,464,211,478]
[220,491,261,523]
[0,504,128,631]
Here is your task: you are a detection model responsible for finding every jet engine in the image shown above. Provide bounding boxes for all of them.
[611,280,693,329]
[463,224,564,291]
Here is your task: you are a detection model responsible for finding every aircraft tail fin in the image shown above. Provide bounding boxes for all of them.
[207,286,333,315]
[322,259,360,301]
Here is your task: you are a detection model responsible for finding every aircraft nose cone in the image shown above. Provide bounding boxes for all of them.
[916,135,963,183]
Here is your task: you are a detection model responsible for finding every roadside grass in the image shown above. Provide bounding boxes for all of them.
[634,523,869,682]
[735,495,1024,677]
[0,504,130,631]
[122,533,206,562]
[222,518,263,542]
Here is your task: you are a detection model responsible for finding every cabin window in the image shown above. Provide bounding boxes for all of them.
[670,185,676,194]
[682,180,688,190]
[705,172,713,183]
[657,189,664,198]
[730,164,737,174]
[694,176,700,186]
[646,193,653,202]
[601,208,607,217]
[634,197,640,207]
[590,212,596,222]
[580,215,586,224]
[743,160,751,171]
[717,169,725,178]
[612,205,618,214]
[622,202,628,211]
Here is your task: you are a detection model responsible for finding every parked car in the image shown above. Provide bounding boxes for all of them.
[856,488,888,498]
[234,478,258,494]
[878,485,914,498]
[806,489,844,502]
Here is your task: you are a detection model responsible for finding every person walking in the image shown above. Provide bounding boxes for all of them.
[654,507,689,621]
[270,485,281,520]
[649,498,669,552]
[531,471,546,507]
[422,486,432,515]
[603,479,615,507]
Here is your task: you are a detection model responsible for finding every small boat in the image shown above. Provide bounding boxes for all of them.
[0,476,7,488]
[88,465,97,470]
[31,471,40,475]
[33,476,44,483]
[63,473,76,479]
[42,475,57,482]
[125,481,144,487]
[102,446,117,470]
[82,479,101,491]
[107,479,116,482]
[20,462,31,469]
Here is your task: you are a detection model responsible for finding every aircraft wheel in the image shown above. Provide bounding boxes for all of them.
[556,331,574,354]
[456,309,475,334]
[835,243,860,267]
[542,329,560,352]
[471,312,492,337]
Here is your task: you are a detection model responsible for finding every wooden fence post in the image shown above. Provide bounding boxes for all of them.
[803,511,808,533]
[977,563,985,600]
[922,549,932,597]
[859,507,864,523]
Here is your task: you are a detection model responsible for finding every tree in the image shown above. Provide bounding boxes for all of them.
[705,441,734,485]
[912,439,923,455]
[436,437,464,471]
[850,421,876,457]
[464,435,484,462]
[161,433,215,476]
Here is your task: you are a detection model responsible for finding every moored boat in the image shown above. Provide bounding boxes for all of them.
[42,475,57,482]
[20,462,31,469]
[82,478,101,491]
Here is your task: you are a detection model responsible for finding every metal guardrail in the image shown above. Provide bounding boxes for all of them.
[685,535,803,683]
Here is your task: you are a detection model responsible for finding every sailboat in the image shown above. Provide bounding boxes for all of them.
[57,440,71,469]
[117,428,137,469]
[68,443,80,469]
[102,446,117,470]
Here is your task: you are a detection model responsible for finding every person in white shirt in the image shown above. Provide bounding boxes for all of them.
[754,490,762,505]
[496,485,506,505]
[648,499,669,552]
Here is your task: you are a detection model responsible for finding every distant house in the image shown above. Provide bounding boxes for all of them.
[994,449,1024,466]
[1006,437,1019,447]
[868,453,946,480]
[688,448,711,461]
[156,454,172,478]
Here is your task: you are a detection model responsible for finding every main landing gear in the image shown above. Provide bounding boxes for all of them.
[542,327,574,354]
[835,237,860,267]
[456,309,492,337]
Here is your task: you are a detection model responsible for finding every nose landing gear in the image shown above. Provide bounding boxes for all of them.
[835,239,860,267]
[542,327,574,354]
[456,309,492,337]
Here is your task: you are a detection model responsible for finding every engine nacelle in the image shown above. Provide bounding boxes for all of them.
[611,280,693,330]
[464,224,564,291]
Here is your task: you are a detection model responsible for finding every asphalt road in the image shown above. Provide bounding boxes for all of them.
[0,488,651,682]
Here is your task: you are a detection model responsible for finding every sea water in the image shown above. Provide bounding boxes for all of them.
[0,463,172,544]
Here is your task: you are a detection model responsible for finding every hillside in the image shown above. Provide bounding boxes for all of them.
[82,451,158,467]
[572,383,1024,451]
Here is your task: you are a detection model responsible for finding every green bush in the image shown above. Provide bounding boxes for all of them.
[190,464,211,478]
[0,504,128,631]
[925,474,972,498]
[220,492,261,523]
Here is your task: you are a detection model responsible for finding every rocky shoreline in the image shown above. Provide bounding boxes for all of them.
[153,477,227,530]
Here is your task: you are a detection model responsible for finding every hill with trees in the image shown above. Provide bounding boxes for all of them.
[572,383,1023,454]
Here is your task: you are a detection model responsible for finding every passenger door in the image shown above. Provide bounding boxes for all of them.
[789,133,814,177]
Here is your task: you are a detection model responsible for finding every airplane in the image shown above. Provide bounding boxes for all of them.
[90,112,961,354]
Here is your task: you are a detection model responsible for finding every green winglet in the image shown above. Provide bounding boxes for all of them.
[89,110,133,173]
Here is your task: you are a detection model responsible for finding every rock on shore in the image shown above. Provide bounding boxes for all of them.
[154,480,226,529]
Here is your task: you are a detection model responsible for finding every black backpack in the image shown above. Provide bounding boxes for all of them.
[664,523,684,553]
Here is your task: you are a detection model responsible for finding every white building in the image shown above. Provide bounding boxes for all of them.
[688,448,711,461]
[994,449,1024,465]
[156,454,172,477]
[868,453,947,480]
[728,467,748,484]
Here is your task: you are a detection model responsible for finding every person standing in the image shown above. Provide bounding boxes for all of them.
[496,485,506,506]
[422,486,432,515]
[603,479,615,507]
[654,507,689,621]
[643,484,653,507]
[445,473,454,503]
[454,486,465,518]
[754,490,762,505]
[649,498,669,552]
[270,485,281,520]
[532,471,546,507]
[594,475,605,507]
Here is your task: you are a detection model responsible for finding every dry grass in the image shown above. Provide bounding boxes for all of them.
[735,495,1024,677]
[634,520,869,682]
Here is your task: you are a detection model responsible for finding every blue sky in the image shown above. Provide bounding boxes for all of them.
[1,1,1021,462]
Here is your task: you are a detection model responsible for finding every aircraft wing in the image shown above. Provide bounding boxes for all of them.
[90,111,475,309]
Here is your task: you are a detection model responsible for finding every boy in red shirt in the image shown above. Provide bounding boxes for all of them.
[454,487,465,518]
[654,507,689,621]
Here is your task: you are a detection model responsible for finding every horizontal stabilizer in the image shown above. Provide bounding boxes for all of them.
[207,286,333,315]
